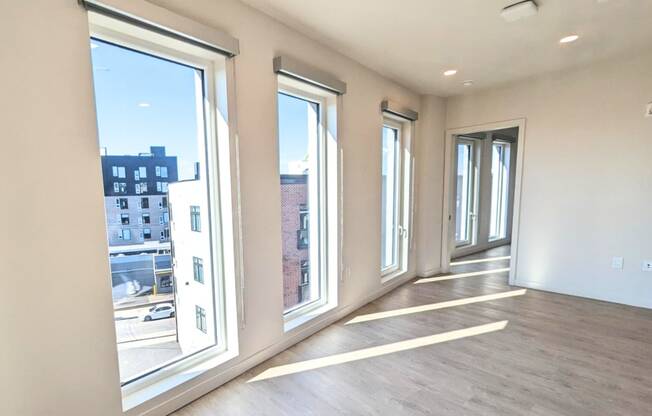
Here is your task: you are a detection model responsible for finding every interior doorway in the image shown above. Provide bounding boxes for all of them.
[441,119,526,284]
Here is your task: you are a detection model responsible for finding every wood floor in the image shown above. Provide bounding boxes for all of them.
[173,246,652,415]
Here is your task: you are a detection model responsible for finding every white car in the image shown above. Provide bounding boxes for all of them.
[143,303,175,321]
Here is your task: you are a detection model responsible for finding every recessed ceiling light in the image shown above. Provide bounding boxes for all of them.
[137,102,151,108]
[444,69,458,76]
[463,80,474,87]
[559,34,579,44]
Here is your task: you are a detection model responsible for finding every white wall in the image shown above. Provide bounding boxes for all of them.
[1,1,433,415]
[415,95,447,276]
[0,1,123,415]
[446,50,652,309]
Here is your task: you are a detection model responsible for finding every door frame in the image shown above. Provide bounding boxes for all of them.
[440,119,526,285]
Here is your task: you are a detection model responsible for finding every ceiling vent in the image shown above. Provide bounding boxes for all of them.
[500,1,538,22]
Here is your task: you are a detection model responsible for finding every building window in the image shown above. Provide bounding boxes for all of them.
[112,166,126,178]
[195,305,207,333]
[119,229,131,241]
[90,19,238,388]
[190,206,201,232]
[193,257,204,284]
[277,78,338,318]
[116,198,128,210]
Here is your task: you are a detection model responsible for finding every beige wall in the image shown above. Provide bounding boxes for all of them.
[415,95,447,276]
[446,50,652,309]
[0,1,123,416]
[1,1,430,415]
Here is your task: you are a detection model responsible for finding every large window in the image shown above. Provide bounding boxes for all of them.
[277,77,338,321]
[489,141,511,241]
[455,138,477,246]
[380,122,402,275]
[90,21,234,389]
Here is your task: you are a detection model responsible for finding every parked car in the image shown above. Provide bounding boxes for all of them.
[143,303,175,321]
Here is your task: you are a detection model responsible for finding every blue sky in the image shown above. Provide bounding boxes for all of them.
[91,38,311,179]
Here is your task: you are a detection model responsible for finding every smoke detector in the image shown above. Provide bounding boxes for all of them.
[501,1,538,22]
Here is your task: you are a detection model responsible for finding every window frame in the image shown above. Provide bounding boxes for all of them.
[379,114,413,283]
[276,76,339,328]
[454,137,480,248]
[380,119,403,277]
[489,140,511,242]
[89,13,242,409]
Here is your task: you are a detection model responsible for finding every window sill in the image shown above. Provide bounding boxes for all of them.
[283,301,337,333]
[122,347,238,413]
[381,268,407,284]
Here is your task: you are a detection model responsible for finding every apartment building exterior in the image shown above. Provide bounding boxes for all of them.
[168,178,216,354]
[101,146,177,246]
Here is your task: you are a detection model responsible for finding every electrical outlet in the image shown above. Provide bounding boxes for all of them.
[646,102,652,118]
[642,261,652,272]
[611,256,624,270]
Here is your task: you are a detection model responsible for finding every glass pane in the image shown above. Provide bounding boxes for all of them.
[278,92,320,312]
[490,142,511,240]
[91,38,217,384]
[381,126,399,270]
[455,143,472,244]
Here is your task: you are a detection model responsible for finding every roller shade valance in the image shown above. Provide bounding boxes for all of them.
[273,56,347,95]
[79,0,239,57]
[381,100,418,121]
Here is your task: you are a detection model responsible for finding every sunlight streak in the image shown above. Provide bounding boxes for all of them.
[248,321,508,382]
[414,268,510,284]
[451,256,511,266]
[345,289,526,324]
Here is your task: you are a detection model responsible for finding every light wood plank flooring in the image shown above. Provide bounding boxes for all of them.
[173,246,652,415]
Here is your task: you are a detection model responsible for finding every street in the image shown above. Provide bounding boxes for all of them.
[114,303,182,382]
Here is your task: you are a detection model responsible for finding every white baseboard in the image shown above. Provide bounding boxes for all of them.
[140,272,417,416]
[515,278,652,310]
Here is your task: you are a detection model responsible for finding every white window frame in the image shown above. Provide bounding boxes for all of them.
[277,76,339,330]
[489,140,511,242]
[454,137,480,248]
[89,12,242,412]
[380,115,413,283]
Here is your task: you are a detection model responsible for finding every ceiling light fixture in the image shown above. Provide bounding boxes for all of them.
[559,34,579,44]
[500,0,538,22]
[463,80,474,87]
[444,69,458,76]
[137,102,151,108]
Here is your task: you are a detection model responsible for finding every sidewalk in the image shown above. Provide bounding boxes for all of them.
[114,293,174,311]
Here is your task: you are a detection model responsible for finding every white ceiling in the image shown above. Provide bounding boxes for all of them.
[239,0,652,96]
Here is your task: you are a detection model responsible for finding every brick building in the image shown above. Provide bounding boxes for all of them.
[280,174,310,309]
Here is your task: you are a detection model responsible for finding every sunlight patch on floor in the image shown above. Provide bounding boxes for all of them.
[248,321,508,382]
[414,268,510,284]
[345,289,526,324]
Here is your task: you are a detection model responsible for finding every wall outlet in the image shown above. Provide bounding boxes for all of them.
[642,261,652,272]
[611,256,624,270]
[646,102,652,118]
